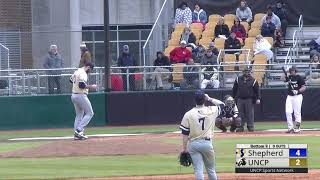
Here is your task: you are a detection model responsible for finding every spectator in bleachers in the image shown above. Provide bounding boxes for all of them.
[180,27,197,48]
[174,1,192,27]
[209,42,219,56]
[236,0,253,23]
[261,16,276,37]
[306,55,320,85]
[180,59,200,89]
[273,1,288,36]
[200,61,220,89]
[192,3,207,27]
[44,44,63,94]
[193,45,206,63]
[169,40,192,64]
[231,19,247,42]
[253,35,273,61]
[201,49,218,65]
[214,17,230,39]
[150,51,171,90]
[224,32,241,54]
[261,6,281,30]
[308,36,320,58]
[79,42,92,68]
[274,28,285,48]
[118,45,136,91]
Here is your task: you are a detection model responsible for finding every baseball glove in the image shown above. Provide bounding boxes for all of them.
[179,152,192,167]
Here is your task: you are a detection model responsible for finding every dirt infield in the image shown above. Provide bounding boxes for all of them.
[74,170,319,180]
[1,131,320,158]
[1,131,319,179]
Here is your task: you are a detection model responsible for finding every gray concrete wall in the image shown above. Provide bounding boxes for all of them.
[31,0,174,68]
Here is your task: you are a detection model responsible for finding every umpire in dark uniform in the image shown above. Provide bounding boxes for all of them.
[232,67,261,132]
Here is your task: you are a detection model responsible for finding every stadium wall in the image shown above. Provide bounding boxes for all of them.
[0,93,106,130]
[106,88,320,126]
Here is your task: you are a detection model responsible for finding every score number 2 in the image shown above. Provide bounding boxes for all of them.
[199,117,205,130]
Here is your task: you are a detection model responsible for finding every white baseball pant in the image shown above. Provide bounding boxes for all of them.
[285,94,303,129]
[71,93,94,132]
[201,79,220,89]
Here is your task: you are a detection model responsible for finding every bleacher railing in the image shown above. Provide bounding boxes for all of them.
[285,15,303,67]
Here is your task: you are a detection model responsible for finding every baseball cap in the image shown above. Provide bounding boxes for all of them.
[194,90,206,105]
[80,42,86,48]
[123,45,129,51]
[180,40,187,44]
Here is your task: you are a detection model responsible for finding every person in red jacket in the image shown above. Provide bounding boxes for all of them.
[169,40,192,64]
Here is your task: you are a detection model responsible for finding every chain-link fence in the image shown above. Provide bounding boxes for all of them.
[0,67,105,96]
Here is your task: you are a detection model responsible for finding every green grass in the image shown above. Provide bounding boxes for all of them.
[0,136,318,179]
[0,155,193,180]
[0,121,318,140]
[0,142,48,153]
[0,125,180,140]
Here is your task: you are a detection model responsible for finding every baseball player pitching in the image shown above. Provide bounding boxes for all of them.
[283,66,306,133]
[215,95,241,132]
[180,90,224,180]
[70,62,97,140]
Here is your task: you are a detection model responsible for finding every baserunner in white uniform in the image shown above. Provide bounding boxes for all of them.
[284,66,306,133]
[180,90,224,180]
[70,62,97,140]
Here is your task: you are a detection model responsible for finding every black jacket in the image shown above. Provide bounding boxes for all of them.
[154,56,170,67]
[232,75,261,100]
[214,24,230,38]
[273,7,287,21]
[224,37,241,54]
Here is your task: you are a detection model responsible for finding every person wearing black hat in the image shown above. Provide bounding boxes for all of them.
[232,67,261,132]
[284,66,306,133]
[179,90,224,180]
[117,45,136,91]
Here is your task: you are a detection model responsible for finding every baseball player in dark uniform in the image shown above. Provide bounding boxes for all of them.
[215,95,241,132]
[284,66,306,133]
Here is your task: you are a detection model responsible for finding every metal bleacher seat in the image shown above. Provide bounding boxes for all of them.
[209,14,221,23]
[199,37,213,47]
[202,30,214,39]
[224,14,236,22]
[254,13,266,22]
[214,38,225,50]
[248,28,261,37]
[172,63,186,84]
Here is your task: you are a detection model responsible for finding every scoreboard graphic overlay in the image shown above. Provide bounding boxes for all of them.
[235,144,308,173]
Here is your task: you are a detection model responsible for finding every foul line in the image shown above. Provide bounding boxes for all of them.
[7,128,320,141]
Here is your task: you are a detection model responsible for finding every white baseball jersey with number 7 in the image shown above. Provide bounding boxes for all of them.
[180,105,221,141]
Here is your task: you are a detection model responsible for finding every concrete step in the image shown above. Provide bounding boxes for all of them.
[278,47,309,52]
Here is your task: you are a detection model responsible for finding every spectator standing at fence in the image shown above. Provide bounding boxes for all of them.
[232,67,261,132]
[150,51,171,90]
[214,17,230,39]
[231,19,246,42]
[174,1,192,27]
[180,59,200,90]
[261,6,281,30]
[192,3,207,27]
[253,35,273,61]
[224,32,241,54]
[236,0,253,23]
[79,43,92,68]
[44,45,63,94]
[261,16,276,37]
[273,1,288,37]
[118,45,136,91]
[170,40,192,64]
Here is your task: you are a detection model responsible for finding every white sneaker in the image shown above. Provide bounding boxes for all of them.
[294,122,301,133]
[74,130,88,140]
